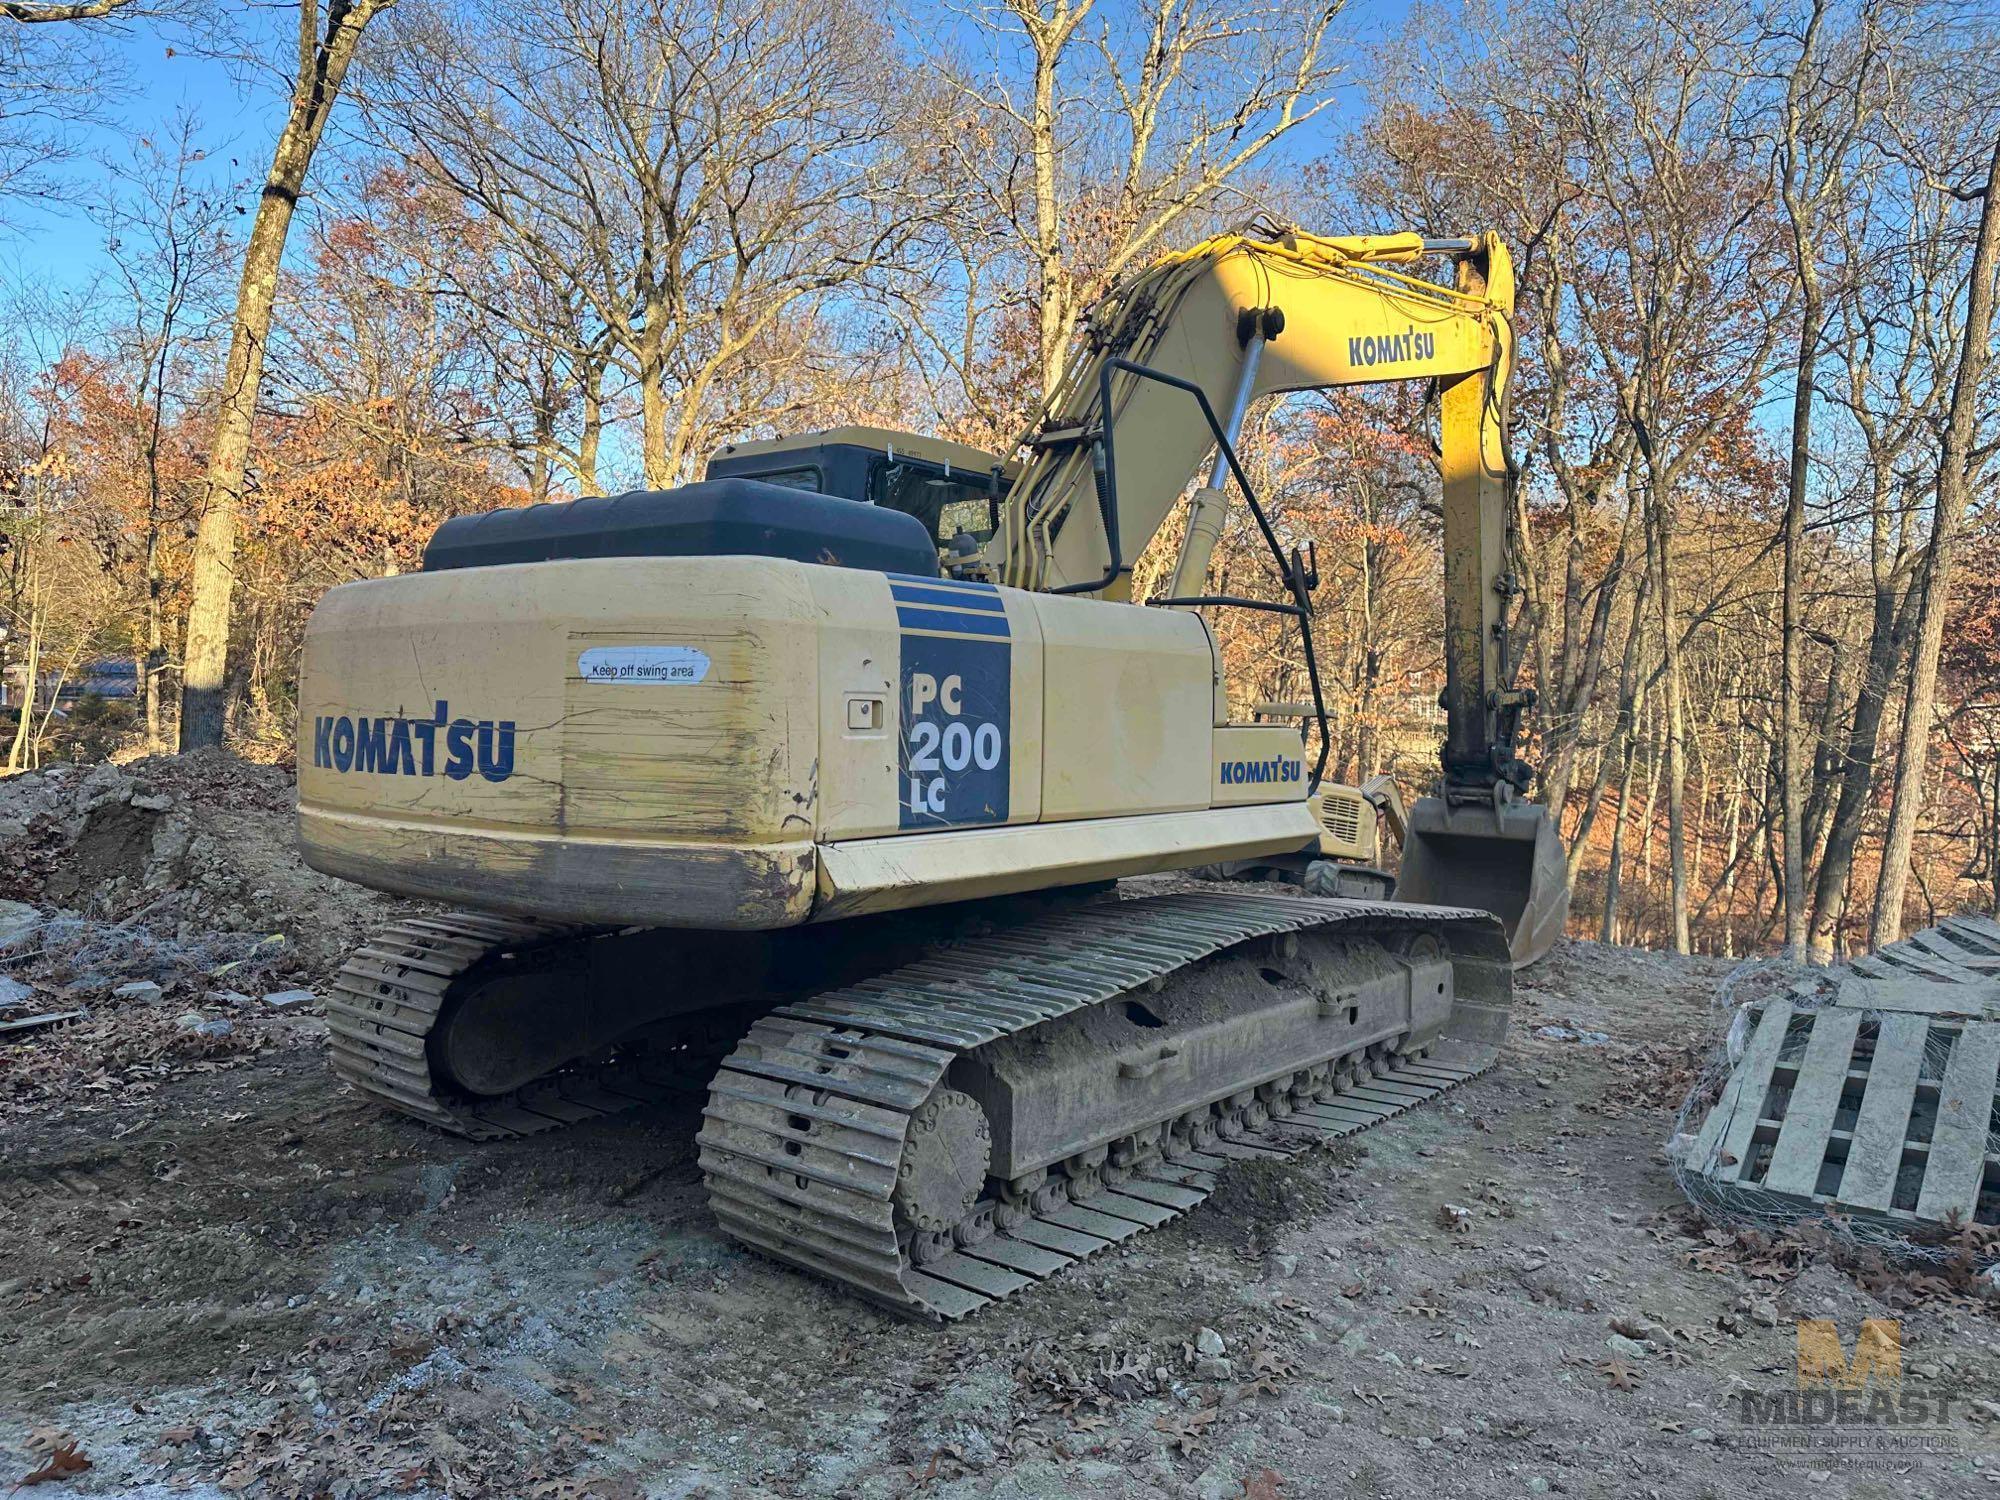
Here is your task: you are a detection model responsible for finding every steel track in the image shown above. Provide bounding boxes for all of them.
[326,892,1507,1318]
[696,891,1507,1319]
[325,913,729,1140]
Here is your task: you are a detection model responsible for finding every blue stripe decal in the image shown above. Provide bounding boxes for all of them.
[896,606,1010,638]
[890,582,1006,614]
[887,571,998,594]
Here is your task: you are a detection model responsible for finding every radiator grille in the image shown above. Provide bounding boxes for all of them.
[1320,791,1365,844]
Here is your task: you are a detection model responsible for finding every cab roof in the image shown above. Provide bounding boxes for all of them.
[708,426,1014,478]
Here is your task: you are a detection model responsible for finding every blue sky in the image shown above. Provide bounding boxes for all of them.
[6,0,1411,302]
[5,11,285,290]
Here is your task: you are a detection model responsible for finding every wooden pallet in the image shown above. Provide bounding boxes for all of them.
[1682,918,2000,1232]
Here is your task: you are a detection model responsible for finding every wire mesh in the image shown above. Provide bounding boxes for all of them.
[1666,960,1999,1270]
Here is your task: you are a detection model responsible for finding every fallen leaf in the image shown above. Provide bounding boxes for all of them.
[1242,1468,1285,1500]
[1413,1358,1469,1378]
[17,1441,90,1486]
[1599,1359,1642,1392]
[1153,1406,1217,1456]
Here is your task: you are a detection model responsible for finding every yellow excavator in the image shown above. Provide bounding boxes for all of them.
[296,223,1570,1317]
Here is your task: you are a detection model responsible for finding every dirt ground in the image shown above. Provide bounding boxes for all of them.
[2,756,1997,1499]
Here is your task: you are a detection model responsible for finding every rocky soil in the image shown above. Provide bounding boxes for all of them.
[1,754,1996,1499]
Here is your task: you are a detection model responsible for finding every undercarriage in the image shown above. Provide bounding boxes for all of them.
[327,886,1510,1317]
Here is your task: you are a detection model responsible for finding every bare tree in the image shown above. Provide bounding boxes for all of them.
[956,0,1345,405]
[179,0,396,749]
[1559,0,1792,954]
[1766,0,1891,960]
[370,0,923,490]
[1871,125,2000,944]
[97,115,236,745]
[0,0,143,210]
[1803,118,1962,961]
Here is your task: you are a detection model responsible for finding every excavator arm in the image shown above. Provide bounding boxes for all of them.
[985,223,1568,964]
[986,224,1530,797]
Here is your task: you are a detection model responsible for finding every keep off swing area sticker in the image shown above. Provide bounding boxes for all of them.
[577,646,711,685]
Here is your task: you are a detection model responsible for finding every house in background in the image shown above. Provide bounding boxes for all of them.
[0,659,138,711]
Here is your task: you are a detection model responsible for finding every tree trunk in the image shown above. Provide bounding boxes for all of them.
[178,0,395,750]
[638,295,670,486]
[576,359,606,497]
[5,607,39,773]
[1809,538,1919,959]
[1566,553,1653,886]
[1649,481,1692,953]
[1779,288,1819,960]
[142,521,164,748]
[1871,130,2000,944]
[1601,733,1640,944]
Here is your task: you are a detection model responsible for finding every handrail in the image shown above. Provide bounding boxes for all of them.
[1064,355,1332,787]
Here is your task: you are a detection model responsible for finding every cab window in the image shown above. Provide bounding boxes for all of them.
[742,464,824,493]
[870,459,998,546]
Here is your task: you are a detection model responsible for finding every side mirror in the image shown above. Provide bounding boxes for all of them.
[1288,541,1320,595]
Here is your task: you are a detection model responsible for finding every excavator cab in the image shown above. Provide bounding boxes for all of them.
[706,426,1015,557]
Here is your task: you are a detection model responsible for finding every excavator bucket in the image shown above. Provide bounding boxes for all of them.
[1395,796,1570,968]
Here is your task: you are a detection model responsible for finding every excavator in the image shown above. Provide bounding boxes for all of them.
[296,223,1570,1318]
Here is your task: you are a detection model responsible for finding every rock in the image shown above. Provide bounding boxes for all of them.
[207,990,256,1007]
[0,975,33,1008]
[176,1012,233,1039]
[129,792,174,813]
[1605,1333,1651,1361]
[113,980,164,1003]
[1532,1020,1614,1045]
[1193,1355,1232,1381]
[1610,1314,1674,1346]
[262,988,315,1009]
[0,899,42,950]
[1748,1299,1780,1328]
[1689,1428,1716,1443]
[1336,1325,1368,1356]
[1526,1479,1550,1495]
[1194,1326,1226,1357]
[1194,1466,1238,1500]
[1271,1253,1298,1277]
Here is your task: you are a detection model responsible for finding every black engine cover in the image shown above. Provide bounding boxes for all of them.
[421,477,941,578]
